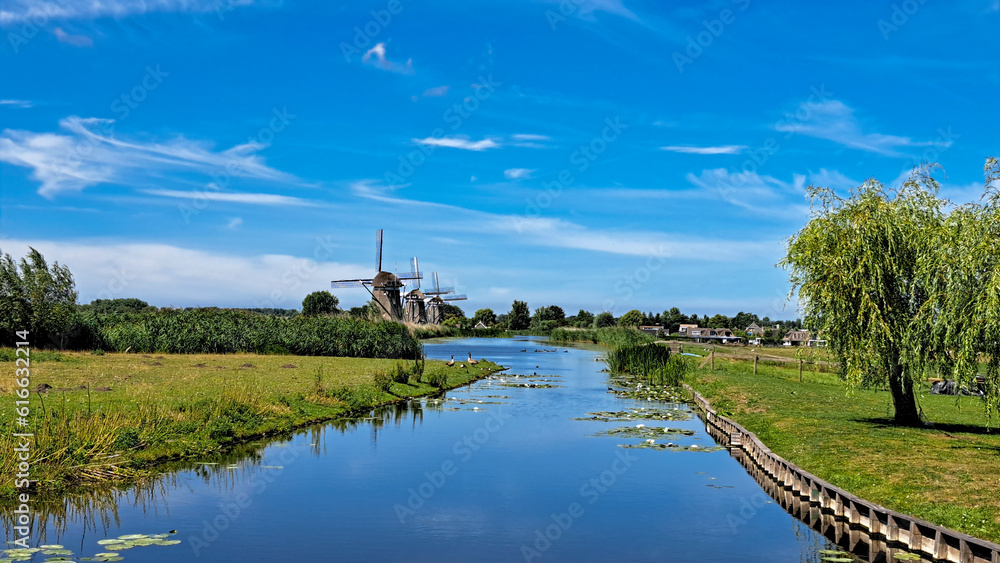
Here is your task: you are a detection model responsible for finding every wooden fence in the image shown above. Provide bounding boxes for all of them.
[683,383,1000,563]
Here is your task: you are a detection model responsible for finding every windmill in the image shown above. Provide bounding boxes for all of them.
[424,271,467,325]
[331,230,421,322]
[402,257,428,324]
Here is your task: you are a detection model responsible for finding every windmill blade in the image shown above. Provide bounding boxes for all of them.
[425,286,454,295]
[443,294,467,301]
[375,229,383,272]
[411,257,420,289]
[433,272,440,293]
[394,271,423,280]
[331,279,371,288]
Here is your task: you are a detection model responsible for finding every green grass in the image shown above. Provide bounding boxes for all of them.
[550,326,655,348]
[0,351,501,501]
[688,356,1000,543]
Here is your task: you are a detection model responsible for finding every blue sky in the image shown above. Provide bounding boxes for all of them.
[1,0,998,319]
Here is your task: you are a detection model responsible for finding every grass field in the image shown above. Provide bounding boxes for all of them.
[0,350,501,500]
[687,354,1000,543]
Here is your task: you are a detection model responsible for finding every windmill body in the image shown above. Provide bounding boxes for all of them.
[331,230,421,322]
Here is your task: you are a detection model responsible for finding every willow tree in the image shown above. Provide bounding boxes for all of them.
[915,158,1000,419]
[782,170,945,425]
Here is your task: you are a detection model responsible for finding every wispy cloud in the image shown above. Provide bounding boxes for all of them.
[351,180,778,262]
[422,85,448,97]
[53,27,92,47]
[775,99,937,157]
[0,116,299,198]
[362,43,414,75]
[0,0,254,24]
[511,134,550,142]
[413,136,498,151]
[503,168,534,180]
[141,189,319,207]
[225,217,243,229]
[684,168,816,218]
[660,145,747,155]
[0,99,32,108]
[575,0,640,22]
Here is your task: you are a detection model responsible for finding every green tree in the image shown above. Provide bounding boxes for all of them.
[0,247,78,348]
[593,311,615,328]
[916,158,1000,418]
[473,308,497,327]
[441,303,466,320]
[574,309,594,328]
[706,314,730,328]
[88,298,150,314]
[301,291,340,316]
[618,309,644,327]
[508,300,530,330]
[782,170,946,425]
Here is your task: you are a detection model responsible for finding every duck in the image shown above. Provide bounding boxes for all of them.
[467,353,479,366]
[447,355,455,367]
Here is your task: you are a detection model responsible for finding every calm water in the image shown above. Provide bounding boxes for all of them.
[7,337,855,562]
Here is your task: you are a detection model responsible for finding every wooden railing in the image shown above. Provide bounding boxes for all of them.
[683,383,1000,563]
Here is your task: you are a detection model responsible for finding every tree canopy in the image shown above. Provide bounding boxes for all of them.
[0,247,78,348]
[783,162,1000,424]
[507,300,530,330]
[301,291,340,316]
[473,308,497,327]
[618,309,644,327]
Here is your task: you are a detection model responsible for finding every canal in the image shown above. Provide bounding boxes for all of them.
[4,337,899,562]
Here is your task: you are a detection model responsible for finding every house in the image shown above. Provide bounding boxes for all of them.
[474,321,489,329]
[745,322,763,336]
[782,329,810,346]
[687,327,743,344]
[638,325,663,336]
[678,324,698,335]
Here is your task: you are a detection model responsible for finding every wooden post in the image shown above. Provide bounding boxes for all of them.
[711,349,715,370]
[753,355,758,375]
[798,359,803,382]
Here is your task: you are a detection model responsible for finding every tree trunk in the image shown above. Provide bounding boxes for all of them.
[888,354,921,425]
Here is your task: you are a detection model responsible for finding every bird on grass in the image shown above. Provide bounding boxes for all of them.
[447,355,455,367]
[467,353,479,366]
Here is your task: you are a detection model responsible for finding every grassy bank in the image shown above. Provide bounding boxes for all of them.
[0,351,501,501]
[687,356,1000,543]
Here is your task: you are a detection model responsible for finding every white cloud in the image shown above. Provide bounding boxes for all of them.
[413,136,498,151]
[53,27,92,47]
[362,43,414,75]
[776,99,938,157]
[685,168,812,218]
[0,238,370,309]
[0,0,254,23]
[0,116,299,198]
[422,85,448,97]
[660,145,747,155]
[350,180,778,262]
[503,168,534,180]
[511,134,551,141]
[0,99,33,108]
[142,189,318,207]
[226,217,243,229]
[576,0,640,22]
